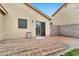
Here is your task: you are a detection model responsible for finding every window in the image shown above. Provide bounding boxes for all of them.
[18,19,27,28]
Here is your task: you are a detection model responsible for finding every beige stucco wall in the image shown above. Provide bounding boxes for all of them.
[51,3,79,37]
[0,11,3,40]
[52,3,79,25]
[2,3,50,39]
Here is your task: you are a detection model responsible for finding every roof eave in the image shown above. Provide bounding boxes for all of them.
[25,3,52,21]
[0,4,8,15]
[52,3,67,17]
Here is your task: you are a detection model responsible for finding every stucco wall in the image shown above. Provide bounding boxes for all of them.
[2,3,50,39]
[0,12,3,40]
[52,3,79,37]
[53,3,79,25]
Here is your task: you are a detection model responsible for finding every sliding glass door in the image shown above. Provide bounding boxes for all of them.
[36,21,45,36]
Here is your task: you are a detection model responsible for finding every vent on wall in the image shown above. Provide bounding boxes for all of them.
[64,4,67,8]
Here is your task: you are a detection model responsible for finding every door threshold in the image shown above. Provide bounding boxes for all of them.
[36,36,45,40]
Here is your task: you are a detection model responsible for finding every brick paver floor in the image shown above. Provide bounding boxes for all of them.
[46,36,79,49]
[45,36,79,56]
[0,36,79,56]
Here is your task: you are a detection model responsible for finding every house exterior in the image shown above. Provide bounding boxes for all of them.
[0,3,52,41]
[52,3,79,37]
[0,8,4,41]
[0,4,7,41]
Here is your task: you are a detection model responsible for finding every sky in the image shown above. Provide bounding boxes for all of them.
[32,3,64,16]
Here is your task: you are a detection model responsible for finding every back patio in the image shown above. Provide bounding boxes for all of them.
[0,36,79,56]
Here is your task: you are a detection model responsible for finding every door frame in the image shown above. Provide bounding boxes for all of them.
[36,21,46,36]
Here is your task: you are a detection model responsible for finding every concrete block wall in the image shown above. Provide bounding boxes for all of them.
[51,25,60,36]
[59,24,79,38]
[52,24,79,38]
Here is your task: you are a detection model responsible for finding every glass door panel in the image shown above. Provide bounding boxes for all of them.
[36,21,45,36]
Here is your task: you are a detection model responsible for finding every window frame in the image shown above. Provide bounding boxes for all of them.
[18,18,27,29]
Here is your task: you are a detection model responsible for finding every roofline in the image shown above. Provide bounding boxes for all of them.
[52,3,67,17]
[0,4,8,14]
[0,3,52,20]
[25,3,52,21]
